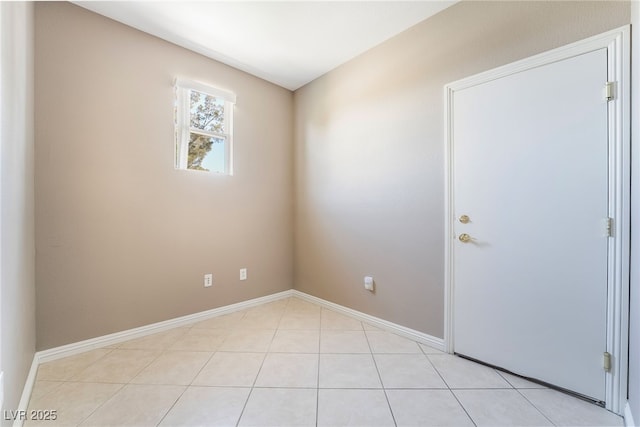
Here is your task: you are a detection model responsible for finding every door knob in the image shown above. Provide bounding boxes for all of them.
[458,233,472,243]
[458,215,470,224]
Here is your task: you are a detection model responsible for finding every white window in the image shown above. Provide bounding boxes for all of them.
[175,78,236,174]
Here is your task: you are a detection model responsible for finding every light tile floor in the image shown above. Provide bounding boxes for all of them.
[26,297,624,426]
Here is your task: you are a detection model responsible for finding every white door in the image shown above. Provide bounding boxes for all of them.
[452,48,609,402]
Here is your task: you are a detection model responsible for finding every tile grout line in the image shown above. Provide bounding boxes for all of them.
[363,329,398,427]
[107,332,205,426]
[72,383,127,427]
[447,388,478,427]
[66,345,166,426]
[157,319,242,426]
[52,347,116,384]
[31,346,116,395]
[151,325,225,427]
[512,386,558,427]
[152,348,219,426]
[421,349,478,427]
[234,298,289,427]
[191,307,248,427]
[420,347,451,389]
[231,301,278,427]
[153,386,188,427]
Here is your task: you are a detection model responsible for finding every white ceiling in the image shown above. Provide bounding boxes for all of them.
[74,1,457,90]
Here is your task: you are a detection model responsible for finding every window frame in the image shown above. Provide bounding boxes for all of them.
[175,78,236,175]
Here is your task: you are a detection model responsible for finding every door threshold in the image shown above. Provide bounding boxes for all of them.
[455,353,606,408]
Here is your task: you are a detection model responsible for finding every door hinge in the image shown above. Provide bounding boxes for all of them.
[604,81,615,101]
[605,217,614,237]
[603,352,612,372]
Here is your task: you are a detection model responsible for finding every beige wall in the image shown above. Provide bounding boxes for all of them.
[35,2,293,350]
[1,1,36,418]
[33,0,632,351]
[293,1,630,338]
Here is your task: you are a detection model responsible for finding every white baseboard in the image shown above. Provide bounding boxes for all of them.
[13,357,39,427]
[37,290,293,364]
[626,401,637,427]
[16,288,444,427]
[38,289,444,362]
[13,290,295,427]
[291,290,445,351]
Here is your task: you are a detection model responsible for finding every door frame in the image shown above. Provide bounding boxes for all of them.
[443,26,630,415]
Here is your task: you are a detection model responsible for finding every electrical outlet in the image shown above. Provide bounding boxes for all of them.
[204,273,213,287]
[364,276,374,292]
[240,268,247,281]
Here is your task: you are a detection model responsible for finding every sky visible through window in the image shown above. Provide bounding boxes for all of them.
[202,138,225,172]
[189,90,226,173]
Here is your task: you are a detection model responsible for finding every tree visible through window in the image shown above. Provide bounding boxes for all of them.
[175,79,235,174]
